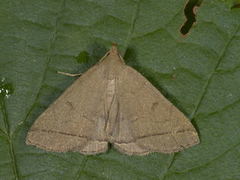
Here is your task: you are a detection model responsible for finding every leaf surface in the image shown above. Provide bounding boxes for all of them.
[0,0,240,179]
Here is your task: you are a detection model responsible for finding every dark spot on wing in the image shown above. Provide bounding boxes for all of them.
[151,102,159,111]
[66,101,74,109]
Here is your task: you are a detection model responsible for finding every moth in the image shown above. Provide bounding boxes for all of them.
[26,45,199,155]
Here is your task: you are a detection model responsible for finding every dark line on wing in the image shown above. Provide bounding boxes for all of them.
[136,129,195,140]
[31,128,88,138]
[113,129,196,144]
[31,128,196,145]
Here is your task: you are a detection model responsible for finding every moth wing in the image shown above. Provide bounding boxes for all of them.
[26,63,108,154]
[114,66,199,155]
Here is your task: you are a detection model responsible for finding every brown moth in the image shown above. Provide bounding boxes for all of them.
[26,45,199,155]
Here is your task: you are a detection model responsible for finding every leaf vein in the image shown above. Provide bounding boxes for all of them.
[75,157,88,180]
[123,0,141,53]
[0,100,20,179]
[190,24,240,119]
[161,21,240,180]
[14,0,67,136]
[172,141,240,174]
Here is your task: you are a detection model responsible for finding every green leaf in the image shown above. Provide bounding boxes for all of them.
[0,0,240,179]
[219,0,240,8]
